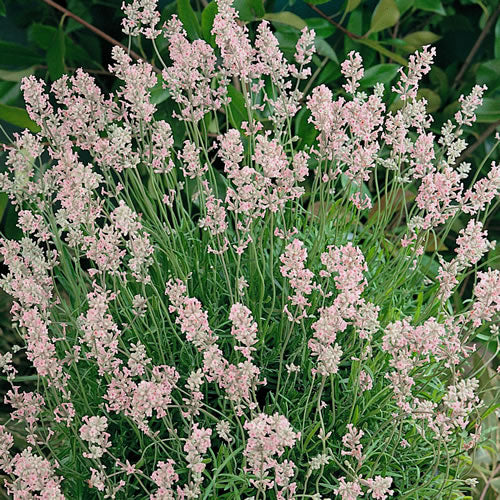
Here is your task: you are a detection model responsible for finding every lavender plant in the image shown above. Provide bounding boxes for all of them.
[0,0,499,498]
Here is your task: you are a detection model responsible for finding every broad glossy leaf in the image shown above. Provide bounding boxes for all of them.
[233,0,265,21]
[227,84,247,130]
[369,0,400,34]
[345,0,363,13]
[476,59,500,88]
[317,60,341,86]
[295,107,317,147]
[415,0,445,15]
[0,0,5,16]
[360,63,399,87]
[29,24,93,65]
[429,66,448,99]
[395,0,414,15]
[476,97,500,122]
[0,103,40,132]
[201,1,218,47]
[403,31,441,52]
[345,9,363,55]
[0,41,42,68]
[46,27,66,81]
[0,67,36,82]
[0,193,7,222]
[356,38,407,66]
[417,88,441,113]
[491,477,500,493]
[314,39,338,62]
[177,0,201,39]
[304,18,335,39]
[264,12,306,31]
[150,77,170,105]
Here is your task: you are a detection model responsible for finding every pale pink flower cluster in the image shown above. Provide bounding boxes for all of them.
[4,387,45,443]
[198,190,228,236]
[365,476,394,500]
[110,46,157,123]
[334,477,364,500]
[455,84,487,126]
[179,141,208,179]
[470,269,500,326]
[308,243,377,375]
[122,0,161,38]
[359,370,373,392]
[382,317,481,439]
[462,162,500,214]
[392,45,436,101]
[79,415,111,459]
[335,470,393,500]
[2,443,64,500]
[341,423,364,464]
[163,16,228,122]
[243,413,300,494]
[219,130,308,231]
[306,58,384,192]
[437,220,494,300]
[166,279,262,412]
[280,238,317,322]
[179,424,212,498]
[294,27,316,67]
[341,50,364,95]
[105,364,179,433]
[229,303,259,360]
[211,0,255,80]
[151,459,178,499]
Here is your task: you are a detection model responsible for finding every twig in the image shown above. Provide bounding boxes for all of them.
[452,4,500,89]
[456,119,500,164]
[479,463,500,500]
[306,3,362,39]
[40,0,161,74]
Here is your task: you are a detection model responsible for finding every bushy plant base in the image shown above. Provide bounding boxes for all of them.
[0,0,498,498]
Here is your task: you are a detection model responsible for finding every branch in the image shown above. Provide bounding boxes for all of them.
[452,4,500,89]
[456,119,500,164]
[41,0,161,74]
[306,3,362,39]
